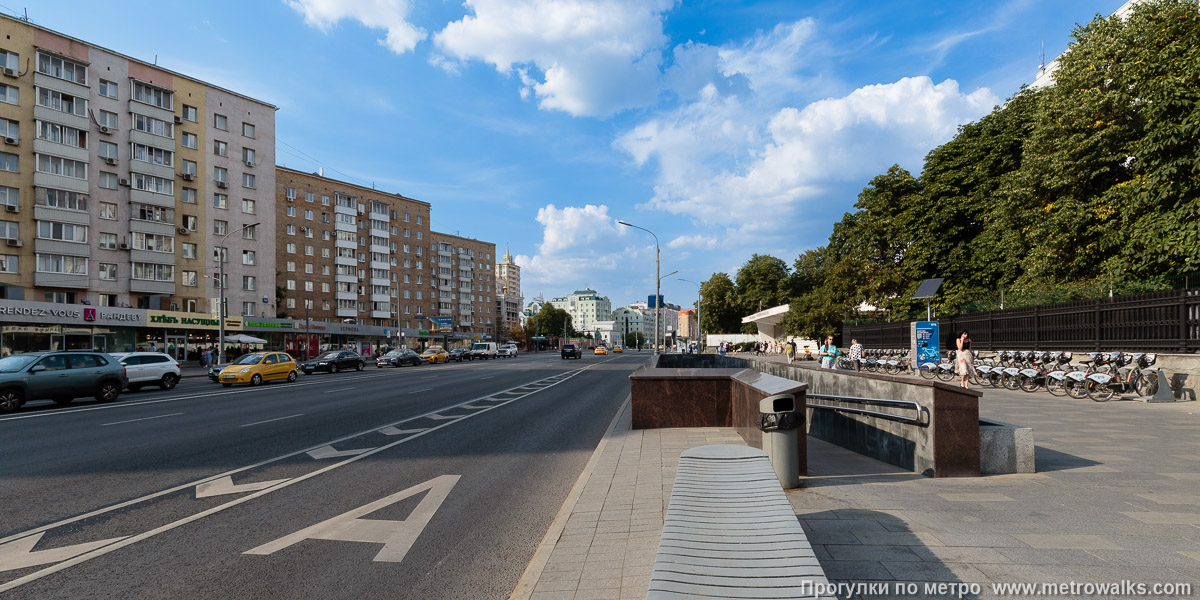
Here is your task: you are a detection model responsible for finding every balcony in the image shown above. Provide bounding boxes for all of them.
[336,307,357,318]
[370,310,390,319]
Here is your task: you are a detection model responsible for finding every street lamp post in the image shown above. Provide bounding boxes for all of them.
[217,221,260,366]
[617,221,661,355]
[678,278,702,352]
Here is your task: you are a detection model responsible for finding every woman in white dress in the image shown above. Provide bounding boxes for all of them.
[955,331,974,389]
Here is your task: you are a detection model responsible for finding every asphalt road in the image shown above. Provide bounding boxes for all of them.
[0,350,650,599]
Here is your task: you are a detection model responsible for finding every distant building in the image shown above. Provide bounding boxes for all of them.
[495,246,522,336]
[678,309,698,342]
[429,231,497,339]
[1031,0,1139,88]
[550,288,611,333]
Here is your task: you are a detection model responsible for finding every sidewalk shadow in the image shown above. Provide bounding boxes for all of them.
[1031,446,1100,472]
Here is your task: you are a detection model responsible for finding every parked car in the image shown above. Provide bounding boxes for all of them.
[218,352,299,386]
[471,342,498,360]
[448,348,473,362]
[594,346,609,355]
[111,352,181,391]
[420,347,449,364]
[498,344,518,358]
[300,350,365,375]
[0,351,128,412]
[376,349,423,368]
[561,344,581,360]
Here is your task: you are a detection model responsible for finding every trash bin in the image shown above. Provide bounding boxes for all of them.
[758,393,801,488]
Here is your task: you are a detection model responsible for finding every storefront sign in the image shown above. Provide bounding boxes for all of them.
[146,310,242,331]
[429,316,453,332]
[0,299,145,326]
[245,320,292,329]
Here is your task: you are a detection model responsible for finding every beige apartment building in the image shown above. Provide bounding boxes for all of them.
[0,14,276,317]
[495,246,522,337]
[429,231,497,340]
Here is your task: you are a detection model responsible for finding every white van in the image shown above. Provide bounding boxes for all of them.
[471,342,498,360]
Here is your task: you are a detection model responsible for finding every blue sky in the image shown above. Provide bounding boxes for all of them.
[26,0,1124,309]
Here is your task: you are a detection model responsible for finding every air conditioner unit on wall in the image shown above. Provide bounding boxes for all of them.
[173,116,183,125]
[216,181,227,189]
[1,67,15,78]
[4,204,16,213]
[104,157,117,165]
[119,178,130,186]
[178,227,189,235]
[181,172,194,181]
[6,238,21,247]
[99,126,111,135]
[3,137,16,145]
[118,242,129,250]
[244,160,254,167]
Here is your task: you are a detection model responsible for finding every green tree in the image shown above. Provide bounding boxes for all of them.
[699,273,741,333]
[528,303,576,339]
[623,331,646,348]
[735,254,792,318]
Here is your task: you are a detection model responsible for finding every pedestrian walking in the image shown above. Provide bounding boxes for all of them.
[818,336,838,369]
[849,339,863,372]
[955,331,974,389]
[785,340,795,364]
[200,348,209,368]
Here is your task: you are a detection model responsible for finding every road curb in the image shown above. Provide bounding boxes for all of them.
[509,392,631,600]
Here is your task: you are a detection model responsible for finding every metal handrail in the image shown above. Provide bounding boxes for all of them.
[806,393,928,426]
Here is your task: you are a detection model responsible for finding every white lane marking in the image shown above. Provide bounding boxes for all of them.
[459,404,488,410]
[408,388,433,394]
[0,367,597,592]
[239,414,304,428]
[0,533,129,573]
[195,475,290,499]
[323,387,355,394]
[378,426,428,436]
[307,445,375,460]
[426,413,468,421]
[245,475,459,562]
[480,376,494,380]
[100,413,183,427]
[419,376,436,380]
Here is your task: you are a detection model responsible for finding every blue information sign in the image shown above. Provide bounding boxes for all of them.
[914,321,940,366]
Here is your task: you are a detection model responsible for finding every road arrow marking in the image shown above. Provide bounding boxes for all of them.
[459,404,488,410]
[195,476,290,499]
[426,413,468,420]
[378,426,428,436]
[307,445,375,460]
[245,475,460,563]
[0,533,129,573]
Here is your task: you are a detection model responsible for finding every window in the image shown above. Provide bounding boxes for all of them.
[36,253,88,275]
[242,250,255,265]
[242,198,255,214]
[213,140,227,156]
[132,82,172,110]
[1,118,17,140]
[285,279,295,291]
[181,188,197,204]
[37,52,87,85]
[242,148,255,164]
[243,276,255,291]
[214,220,227,235]
[322,248,330,258]
[0,255,16,274]
[132,143,173,166]
[182,159,197,176]
[213,247,228,263]
[182,243,197,259]
[212,193,227,210]
[304,209,313,220]
[98,110,117,129]
[44,291,76,304]
[213,114,227,130]
[131,172,172,195]
[0,152,18,172]
[99,202,117,220]
[133,204,174,223]
[286,224,296,235]
[416,231,422,240]
[182,105,198,122]
[36,154,87,179]
[214,166,227,183]
[242,302,256,317]
[99,172,117,189]
[0,186,16,209]
[37,221,87,243]
[182,271,197,286]
[98,263,117,280]
[132,232,172,253]
[98,141,117,160]
[286,243,296,254]
[286,298,296,309]
[322,195,330,206]
[304,281,313,292]
[242,173,255,189]
[0,220,17,240]
[181,214,198,231]
[131,262,173,282]
[242,122,255,138]
[305,192,314,203]
[133,113,173,138]
[285,187,296,200]
[181,132,197,149]
[304,245,314,256]
[0,84,17,105]
[38,188,86,211]
[0,50,15,70]
[243,225,256,240]
[285,206,296,217]
[304,263,313,274]
[286,261,295,272]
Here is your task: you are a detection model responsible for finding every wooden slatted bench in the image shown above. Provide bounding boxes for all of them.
[648,445,834,599]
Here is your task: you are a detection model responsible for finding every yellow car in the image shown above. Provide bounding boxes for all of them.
[219,352,299,386]
[594,347,608,355]
[613,346,623,353]
[420,348,449,363]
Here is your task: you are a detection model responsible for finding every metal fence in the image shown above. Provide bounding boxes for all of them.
[844,288,1200,353]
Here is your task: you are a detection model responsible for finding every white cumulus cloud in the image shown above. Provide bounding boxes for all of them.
[515,204,633,287]
[432,0,675,117]
[667,234,717,250]
[285,0,426,54]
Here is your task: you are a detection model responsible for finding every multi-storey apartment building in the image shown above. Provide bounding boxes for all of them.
[429,231,497,340]
[275,167,431,332]
[495,245,522,336]
[0,14,275,317]
[550,289,611,334]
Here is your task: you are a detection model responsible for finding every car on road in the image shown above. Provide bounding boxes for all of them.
[420,347,449,364]
[448,348,473,362]
[0,351,128,412]
[300,350,365,375]
[218,352,299,386]
[498,344,518,358]
[594,346,609,355]
[376,349,423,368]
[613,346,623,353]
[111,352,181,391]
[471,342,498,360]
[561,344,581,359]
